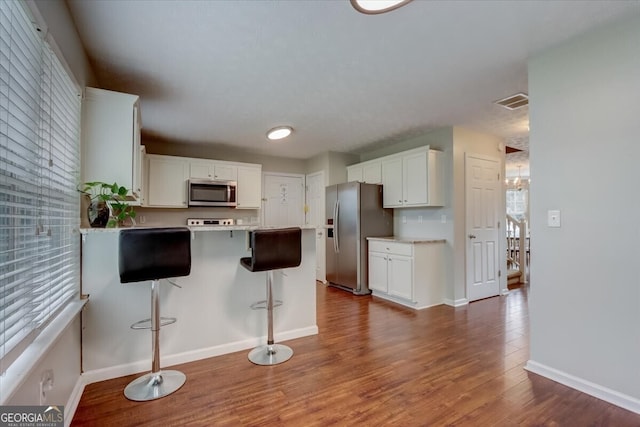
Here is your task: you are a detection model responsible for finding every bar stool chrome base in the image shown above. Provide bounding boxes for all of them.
[248,344,293,366]
[124,370,186,401]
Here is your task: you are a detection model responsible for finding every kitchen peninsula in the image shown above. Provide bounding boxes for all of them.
[80,225,317,384]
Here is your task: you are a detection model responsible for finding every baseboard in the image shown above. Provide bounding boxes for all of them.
[64,376,85,427]
[443,298,468,307]
[525,360,640,414]
[371,292,445,310]
[82,325,319,385]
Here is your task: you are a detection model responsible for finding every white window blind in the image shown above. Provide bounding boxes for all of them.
[0,1,81,369]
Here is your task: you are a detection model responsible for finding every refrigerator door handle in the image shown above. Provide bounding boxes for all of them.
[334,200,340,253]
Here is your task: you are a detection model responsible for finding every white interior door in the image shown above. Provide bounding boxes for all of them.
[305,171,326,282]
[262,173,305,226]
[466,154,500,302]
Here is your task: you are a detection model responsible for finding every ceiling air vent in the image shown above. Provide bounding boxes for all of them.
[494,92,528,110]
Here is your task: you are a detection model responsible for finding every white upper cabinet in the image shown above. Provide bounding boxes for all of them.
[380,146,443,208]
[347,164,363,183]
[82,87,144,202]
[236,166,262,209]
[145,154,261,209]
[146,154,189,208]
[347,160,382,184]
[381,157,403,207]
[189,160,238,181]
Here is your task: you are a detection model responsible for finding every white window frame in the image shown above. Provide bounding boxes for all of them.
[0,0,84,401]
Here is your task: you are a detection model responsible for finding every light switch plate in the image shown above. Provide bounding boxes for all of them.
[548,210,561,227]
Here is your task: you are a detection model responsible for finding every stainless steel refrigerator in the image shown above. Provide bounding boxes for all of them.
[326,182,393,295]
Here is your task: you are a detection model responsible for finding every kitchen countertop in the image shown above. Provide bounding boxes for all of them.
[79,225,318,234]
[367,236,446,244]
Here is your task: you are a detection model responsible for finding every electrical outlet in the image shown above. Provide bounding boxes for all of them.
[139,215,146,224]
[39,369,54,404]
[418,215,423,224]
[441,214,446,224]
[402,216,406,224]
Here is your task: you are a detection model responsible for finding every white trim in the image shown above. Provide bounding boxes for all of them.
[64,376,86,427]
[371,292,444,310]
[0,299,87,404]
[444,298,469,307]
[525,360,640,415]
[82,325,318,385]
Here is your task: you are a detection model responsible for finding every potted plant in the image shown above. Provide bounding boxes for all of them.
[79,181,137,228]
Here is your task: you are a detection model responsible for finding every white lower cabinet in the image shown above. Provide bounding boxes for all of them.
[368,251,389,293]
[388,254,413,300]
[368,238,445,309]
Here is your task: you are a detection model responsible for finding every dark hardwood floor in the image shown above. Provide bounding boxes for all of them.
[72,283,640,426]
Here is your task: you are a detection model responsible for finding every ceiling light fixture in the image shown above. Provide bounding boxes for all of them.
[350,0,413,14]
[266,126,293,141]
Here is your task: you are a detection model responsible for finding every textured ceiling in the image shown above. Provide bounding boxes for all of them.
[66,0,640,173]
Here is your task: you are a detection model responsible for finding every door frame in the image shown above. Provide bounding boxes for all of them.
[464,152,507,301]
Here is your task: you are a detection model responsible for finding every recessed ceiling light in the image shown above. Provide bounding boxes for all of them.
[350,0,413,14]
[266,126,293,141]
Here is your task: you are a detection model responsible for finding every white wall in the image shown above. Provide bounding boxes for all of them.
[7,318,82,410]
[29,0,96,88]
[527,14,640,410]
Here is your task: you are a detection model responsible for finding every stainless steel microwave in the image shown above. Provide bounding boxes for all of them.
[188,179,237,207]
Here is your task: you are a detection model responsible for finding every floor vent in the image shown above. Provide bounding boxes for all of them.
[494,92,528,110]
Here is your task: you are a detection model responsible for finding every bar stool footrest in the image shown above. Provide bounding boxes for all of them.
[130,317,177,330]
[250,300,283,310]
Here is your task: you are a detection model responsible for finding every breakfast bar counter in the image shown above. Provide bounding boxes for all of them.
[80,226,317,383]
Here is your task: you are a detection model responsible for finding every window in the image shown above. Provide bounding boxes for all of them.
[0,1,81,370]
[506,188,528,220]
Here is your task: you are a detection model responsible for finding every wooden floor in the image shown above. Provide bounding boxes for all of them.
[72,284,640,426]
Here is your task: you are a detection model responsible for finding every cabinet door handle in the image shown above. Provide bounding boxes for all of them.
[468,234,477,239]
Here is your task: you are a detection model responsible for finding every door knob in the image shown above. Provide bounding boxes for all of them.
[468,234,477,239]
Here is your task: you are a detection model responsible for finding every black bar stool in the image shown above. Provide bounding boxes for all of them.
[119,227,191,401]
[240,227,301,365]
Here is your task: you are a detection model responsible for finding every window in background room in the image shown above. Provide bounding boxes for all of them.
[0,1,81,371]
[506,188,528,221]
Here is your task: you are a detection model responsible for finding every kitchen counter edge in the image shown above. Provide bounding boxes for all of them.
[80,225,317,234]
[366,236,446,244]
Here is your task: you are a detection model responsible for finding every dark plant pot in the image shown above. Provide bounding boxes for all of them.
[88,201,110,228]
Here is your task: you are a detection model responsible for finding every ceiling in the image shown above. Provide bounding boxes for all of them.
[66,0,640,176]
